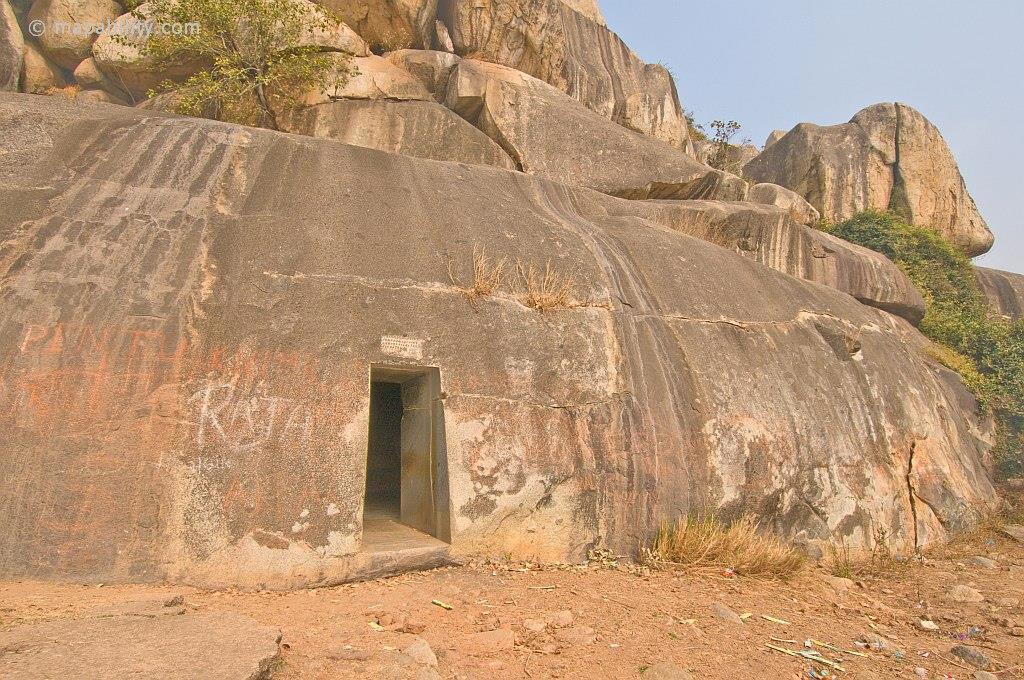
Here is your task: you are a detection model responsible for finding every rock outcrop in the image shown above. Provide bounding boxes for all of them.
[585,197,925,324]
[283,99,516,169]
[1,0,22,91]
[316,0,439,51]
[440,0,688,148]
[28,0,122,70]
[445,59,745,200]
[20,41,66,93]
[747,183,821,226]
[0,94,995,588]
[744,103,994,257]
[312,53,432,102]
[975,267,1024,320]
[385,48,459,100]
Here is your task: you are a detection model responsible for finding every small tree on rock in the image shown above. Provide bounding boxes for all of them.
[138,0,349,129]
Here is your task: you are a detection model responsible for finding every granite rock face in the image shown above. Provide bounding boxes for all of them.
[445,59,745,200]
[27,0,122,70]
[283,98,516,169]
[585,197,926,325]
[744,103,994,257]
[747,183,821,226]
[440,0,688,148]
[0,94,996,588]
[975,267,1024,320]
[0,0,22,92]
[316,0,439,51]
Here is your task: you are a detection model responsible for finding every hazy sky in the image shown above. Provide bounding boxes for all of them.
[601,0,1022,273]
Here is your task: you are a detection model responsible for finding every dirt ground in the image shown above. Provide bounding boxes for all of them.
[1,529,1022,680]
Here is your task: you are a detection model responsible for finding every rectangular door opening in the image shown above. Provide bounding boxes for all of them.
[362,365,451,552]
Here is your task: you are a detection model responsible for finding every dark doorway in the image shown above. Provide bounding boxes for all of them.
[363,366,451,550]
[365,381,402,516]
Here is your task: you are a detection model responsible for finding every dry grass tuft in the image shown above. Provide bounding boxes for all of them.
[643,515,805,579]
[516,259,577,313]
[448,247,507,303]
[826,527,913,579]
[44,85,82,100]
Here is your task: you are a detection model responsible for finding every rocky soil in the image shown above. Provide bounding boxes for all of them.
[2,526,1023,679]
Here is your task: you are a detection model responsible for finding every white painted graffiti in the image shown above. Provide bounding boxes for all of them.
[188,376,317,454]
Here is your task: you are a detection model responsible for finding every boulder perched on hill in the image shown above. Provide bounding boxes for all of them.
[283,98,515,169]
[975,267,1024,320]
[440,0,688,148]
[0,93,996,588]
[311,53,432,102]
[28,0,122,70]
[744,103,994,257]
[1,0,22,91]
[445,59,745,200]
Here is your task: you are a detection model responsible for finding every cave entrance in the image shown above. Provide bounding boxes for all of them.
[362,366,450,552]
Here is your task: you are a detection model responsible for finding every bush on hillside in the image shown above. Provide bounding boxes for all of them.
[828,211,1023,478]
[135,0,350,129]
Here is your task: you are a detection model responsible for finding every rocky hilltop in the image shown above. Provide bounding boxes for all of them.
[0,0,1019,589]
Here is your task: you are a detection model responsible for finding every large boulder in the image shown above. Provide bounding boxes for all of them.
[744,103,994,257]
[1,0,22,91]
[316,0,438,51]
[310,53,431,102]
[283,98,515,169]
[440,0,688,148]
[385,48,459,100]
[445,59,746,200]
[585,197,926,325]
[975,267,1024,320]
[27,0,122,70]
[20,41,66,93]
[0,93,996,587]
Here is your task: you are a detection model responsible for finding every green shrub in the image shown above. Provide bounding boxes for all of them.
[136,0,351,129]
[828,210,1023,478]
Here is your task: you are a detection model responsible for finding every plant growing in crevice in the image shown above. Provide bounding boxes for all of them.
[447,246,507,303]
[707,119,742,171]
[515,259,578,313]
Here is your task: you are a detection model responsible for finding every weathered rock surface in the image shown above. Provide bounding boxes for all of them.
[441,0,688,148]
[748,183,821,226]
[0,612,282,679]
[584,197,926,324]
[316,0,438,51]
[1,0,22,91]
[283,98,515,169]
[693,139,759,175]
[312,53,432,102]
[20,41,66,93]
[764,129,787,149]
[446,59,745,199]
[744,103,994,256]
[0,93,997,589]
[975,267,1024,320]
[28,0,122,69]
[385,48,459,100]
